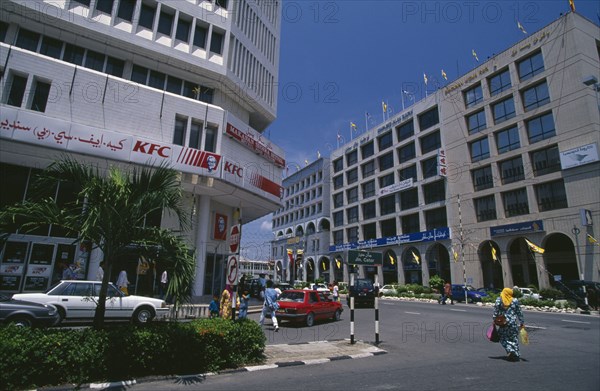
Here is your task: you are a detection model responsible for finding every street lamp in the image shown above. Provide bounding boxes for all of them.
[571,225,589,309]
[582,75,600,113]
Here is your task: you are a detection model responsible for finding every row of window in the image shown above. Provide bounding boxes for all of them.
[283,170,324,197]
[463,51,544,109]
[474,179,567,222]
[173,116,218,152]
[233,0,278,63]
[273,202,324,228]
[4,73,51,113]
[332,207,447,245]
[4,27,215,104]
[333,107,440,173]
[469,111,555,163]
[280,186,323,210]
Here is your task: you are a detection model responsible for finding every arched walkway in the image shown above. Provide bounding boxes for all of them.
[306,222,316,235]
[480,241,503,289]
[427,243,450,283]
[383,249,398,284]
[508,238,539,288]
[544,233,579,284]
[333,255,343,282]
[319,256,331,283]
[403,247,422,285]
[305,258,316,282]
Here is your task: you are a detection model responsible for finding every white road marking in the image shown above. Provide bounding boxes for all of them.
[561,319,591,324]
[405,311,421,315]
[525,325,546,330]
[450,309,467,312]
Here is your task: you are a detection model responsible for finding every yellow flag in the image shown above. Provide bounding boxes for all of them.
[382,101,387,112]
[453,249,458,262]
[423,73,428,85]
[388,253,395,265]
[296,249,304,255]
[569,0,575,12]
[321,260,326,269]
[441,69,448,80]
[491,246,498,261]
[588,234,599,246]
[411,250,420,264]
[336,259,341,268]
[350,121,357,130]
[525,238,545,254]
[517,21,527,34]
[472,49,479,62]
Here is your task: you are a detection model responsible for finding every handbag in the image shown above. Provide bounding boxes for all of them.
[494,315,507,327]
[487,324,500,343]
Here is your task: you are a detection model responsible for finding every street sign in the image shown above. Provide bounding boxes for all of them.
[226,255,238,285]
[347,250,382,266]
[229,224,240,253]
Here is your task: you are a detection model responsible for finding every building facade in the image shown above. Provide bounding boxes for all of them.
[271,158,333,283]
[0,0,284,297]
[329,12,599,290]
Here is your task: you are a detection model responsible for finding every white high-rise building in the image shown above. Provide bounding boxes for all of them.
[0,0,284,297]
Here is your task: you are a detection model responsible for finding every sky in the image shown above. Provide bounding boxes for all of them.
[240,0,600,259]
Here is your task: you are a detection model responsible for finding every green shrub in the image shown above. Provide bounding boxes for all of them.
[397,285,409,293]
[0,319,265,390]
[540,288,565,300]
[428,275,444,291]
[405,284,424,294]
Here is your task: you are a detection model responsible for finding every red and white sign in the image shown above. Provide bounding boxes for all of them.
[438,149,448,177]
[229,224,241,254]
[226,255,238,285]
[224,114,285,168]
[214,213,228,241]
[221,157,283,201]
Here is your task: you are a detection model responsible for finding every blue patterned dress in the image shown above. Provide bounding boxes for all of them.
[493,297,525,357]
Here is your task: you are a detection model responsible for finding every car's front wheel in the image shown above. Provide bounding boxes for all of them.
[133,306,155,324]
[333,309,342,321]
[9,315,33,327]
[305,312,315,327]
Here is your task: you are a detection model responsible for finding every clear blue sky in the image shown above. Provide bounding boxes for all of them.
[241,0,600,259]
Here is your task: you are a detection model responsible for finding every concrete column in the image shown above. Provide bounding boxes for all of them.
[192,194,211,298]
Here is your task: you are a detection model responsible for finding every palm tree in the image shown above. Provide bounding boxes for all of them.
[0,157,195,328]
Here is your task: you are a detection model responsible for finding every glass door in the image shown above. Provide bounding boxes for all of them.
[0,241,30,292]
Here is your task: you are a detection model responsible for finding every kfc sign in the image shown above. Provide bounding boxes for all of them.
[224,161,243,177]
[133,141,171,158]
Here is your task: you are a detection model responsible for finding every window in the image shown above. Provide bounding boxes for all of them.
[502,188,529,217]
[346,150,358,166]
[130,65,148,84]
[117,0,135,21]
[189,121,202,149]
[347,207,359,224]
[400,188,418,210]
[363,223,377,240]
[518,51,544,81]
[173,117,186,146]
[464,84,483,108]
[333,192,344,208]
[205,126,217,152]
[346,168,358,185]
[423,180,445,204]
[379,195,396,215]
[399,165,417,181]
[420,130,441,154]
[397,120,414,141]
[361,161,375,178]
[6,74,27,107]
[333,175,343,190]
[425,207,447,230]
[106,57,124,77]
[361,142,374,159]
[531,145,560,176]
[489,69,511,96]
[362,181,375,199]
[418,106,439,130]
[380,218,396,237]
[492,97,516,124]
[526,112,555,143]
[194,24,208,48]
[346,187,358,204]
[63,44,84,65]
[398,142,416,163]
[333,230,344,245]
[466,110,486,134]
[402,213,420,234]
[379,173,394,188]
[210,30,224,54]
[378,152,394,171]
[96,0,114,14]
[469,137,490,162]
[499,156,524,185]
[15,29,40,51]
[84,50,105,72]
[40,36,62,59]
[30,80,51,112]
[157,10,174,36]
[73,0,91,6]
[215,0,228,9]
[522,82,550,111]
[347,227,359,242]
[148,70,166,89]
[139,3,156,29]
[474,195,497,222]
[495,125,520,154]
[535,180,567,211]
[0,21,8,43]
[333,158,343,173]
[333,211,343,227]
[471,166,493,191]
[378,132,393,151]
[421,156,438,179]
[362,201,376,219]
[176,18,191,42]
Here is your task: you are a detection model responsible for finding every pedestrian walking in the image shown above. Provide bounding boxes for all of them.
[219,285,239,320]
[441,282,454,305]
[116,270,130,295]
[493,287,525,362]
[332,281,339,302]
[259,280,280,331]
[238,290,250,319]
[159,270,168,299]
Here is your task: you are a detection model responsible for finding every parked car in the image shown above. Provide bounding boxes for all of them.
[275,282,293,292]
[516,287,542,300]
[451,284,487,303]
[379,285,397,296]
[276,289,343,327]
[304,283,330,293]
[347,278,378,307]
[0,293,60,327]
[477,287,501,295]
[12,280,169,325]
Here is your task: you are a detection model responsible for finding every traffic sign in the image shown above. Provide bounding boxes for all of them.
[347,250,382,266]
[226,255,238,285]
[229,224,240,253]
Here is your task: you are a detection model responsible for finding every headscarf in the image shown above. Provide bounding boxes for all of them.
[500,288,513,308]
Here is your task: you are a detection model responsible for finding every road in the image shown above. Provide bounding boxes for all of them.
[121,299,600,391]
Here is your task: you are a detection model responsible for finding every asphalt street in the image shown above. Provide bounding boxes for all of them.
[101,299,600,391]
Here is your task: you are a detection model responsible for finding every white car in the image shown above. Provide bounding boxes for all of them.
[304,283,330,293]
[12,280,169,324]
[379,285,397,296]
[518,287,542,300]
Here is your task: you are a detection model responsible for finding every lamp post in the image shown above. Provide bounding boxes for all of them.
[571,225,589,308]
[582,75,600,113]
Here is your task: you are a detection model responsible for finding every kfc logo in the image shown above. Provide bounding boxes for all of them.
[224,161,244,177]
[133,141,171,158]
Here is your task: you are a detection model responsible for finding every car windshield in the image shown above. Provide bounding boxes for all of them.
[279,291,305,302]
[357,281,373,289]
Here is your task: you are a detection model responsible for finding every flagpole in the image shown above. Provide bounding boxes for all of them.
[458,195,467,304]
[365,113,368,132]
[401,93,405,111]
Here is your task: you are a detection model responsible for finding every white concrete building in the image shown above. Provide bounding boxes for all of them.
[329,12,599,290]
[0,0,284,297]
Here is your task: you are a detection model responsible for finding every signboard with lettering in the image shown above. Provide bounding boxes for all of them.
[378,178,413,196]
[560,143,599,170]
[225,113,285,168]
[329,227,451,252]
[348,250,382,266]
[490,220,544,237]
